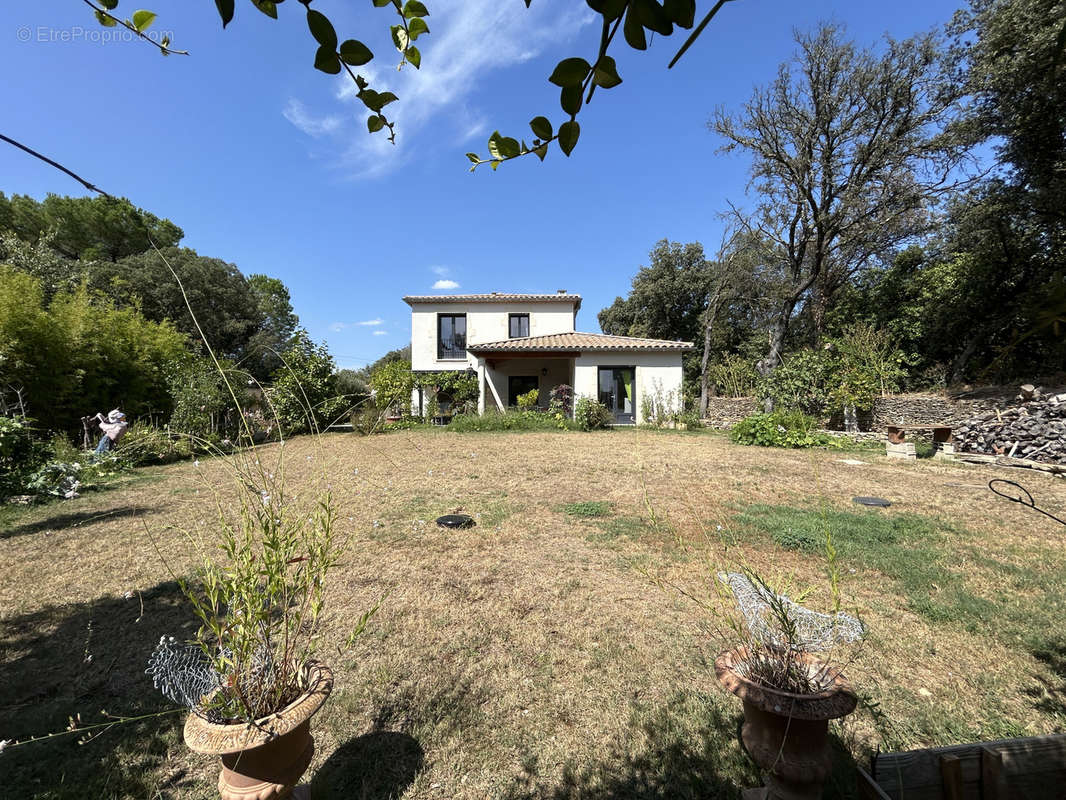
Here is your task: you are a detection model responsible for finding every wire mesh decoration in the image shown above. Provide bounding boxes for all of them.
[146,636,223,712]
[719,572,864,652]
[147,634,294,721]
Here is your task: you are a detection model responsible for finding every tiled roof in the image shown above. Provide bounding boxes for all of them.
[467,331,695,353]
[403,292,582,310]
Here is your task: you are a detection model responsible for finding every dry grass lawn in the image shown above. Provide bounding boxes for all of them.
[2,428,1065,799]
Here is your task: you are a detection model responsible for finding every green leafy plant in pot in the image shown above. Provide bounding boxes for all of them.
[146,442,346,800]
[713,569,863,800]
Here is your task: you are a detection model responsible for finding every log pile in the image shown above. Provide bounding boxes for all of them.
[953,385,1066,465]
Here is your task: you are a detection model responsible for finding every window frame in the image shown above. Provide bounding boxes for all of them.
[436,313,468,360]
[508,313,530,339]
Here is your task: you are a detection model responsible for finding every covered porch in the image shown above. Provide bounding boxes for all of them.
[475,353,576,414]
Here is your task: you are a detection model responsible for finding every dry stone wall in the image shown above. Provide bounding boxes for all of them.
[702,397,758,428]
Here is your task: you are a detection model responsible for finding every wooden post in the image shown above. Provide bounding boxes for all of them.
[940,754,963,800]
[980,747,1003,800]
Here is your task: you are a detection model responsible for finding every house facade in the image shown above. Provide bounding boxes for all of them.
[404,291,693,425]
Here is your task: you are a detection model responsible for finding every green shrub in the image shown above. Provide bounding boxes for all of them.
[25,453,126,498]
[574,398,613,431]
[678,410,703,429]
[350,401,387,436]
[0,416,45,497]
[516,388,540,410]
[448,410,577,432]
[730,410,843,448]
[118,422,194,466]
[548,384,573,417]
[270,334,347,435]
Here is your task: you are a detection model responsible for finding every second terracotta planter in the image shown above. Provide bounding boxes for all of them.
[184,662,334,800]
[715,647,857,800]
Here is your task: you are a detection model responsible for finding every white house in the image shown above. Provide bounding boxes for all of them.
[403,291,693,425]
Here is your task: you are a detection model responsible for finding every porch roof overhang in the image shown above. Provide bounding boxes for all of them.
[467,331,695,355]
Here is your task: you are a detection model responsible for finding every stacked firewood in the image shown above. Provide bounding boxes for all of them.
[953,385,1066,464]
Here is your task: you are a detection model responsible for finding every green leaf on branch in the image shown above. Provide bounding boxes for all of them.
[487,131,504,160]
[251,0,277,19]
[368,115,385,133]
[663,0,696,28]
[132,10,156,32]
[307,10,338,49]
[623,6,647,50]
[405,45,421,68]
[95,10,118,27]
[391,25,409,52]
[408,17,429,40]
[377,91,399,108]
[586,0,628,22]
[558,120,580,156]
[100,0,119,9]
[372,0,392,6]
[633,0,673,35]
[403,0,429,18]
[549,57,592,88]
[339,39,374,66]
[529,116,553,140]
[314,44,341,75]
[359,89,384,112]
[497,136,521,159]
[560,85,582,116]
[214,0,235,27]
[466,152,480,164]
[533,144,549,161]
[592,55,622,89]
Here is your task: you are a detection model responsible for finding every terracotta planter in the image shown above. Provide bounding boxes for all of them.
[184,662,334,800]
[715,648,856,800]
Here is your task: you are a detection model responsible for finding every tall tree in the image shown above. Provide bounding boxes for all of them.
[598,240,712,345]
[698,229,786,416]
[599,240,712,391]
[243,274,300,381]
[0,193,183,261]
[711,24,967,382]
[98,247,262,360]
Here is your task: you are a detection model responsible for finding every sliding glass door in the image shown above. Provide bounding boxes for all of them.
[597,367,635,424]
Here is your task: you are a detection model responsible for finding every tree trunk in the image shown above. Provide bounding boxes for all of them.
[699,288,725,418]
[757,284,808,413]
[949,333,981,385]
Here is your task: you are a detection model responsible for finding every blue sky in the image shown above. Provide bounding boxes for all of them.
[4,0,965,370]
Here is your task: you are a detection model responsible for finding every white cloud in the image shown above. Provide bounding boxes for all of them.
[431,265,450,277]
[282,0,595,177]
[433,279,460,289]
[282,99,344,137]
[372,330,388,336]
[329,318,384,332]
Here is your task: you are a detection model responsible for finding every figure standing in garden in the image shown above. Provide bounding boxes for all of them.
[92,409,128,456]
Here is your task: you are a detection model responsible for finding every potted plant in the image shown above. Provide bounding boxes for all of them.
[713,570,864,800]
[147,448,348,800]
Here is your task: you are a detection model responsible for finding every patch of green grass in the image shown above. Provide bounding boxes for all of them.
[735,504,990,629]
[733,504,1066,655]
[587,515,653,543]
[562,501,612,518]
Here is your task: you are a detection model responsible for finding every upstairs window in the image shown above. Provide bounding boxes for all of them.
[437,313,467,360]
[509,313,530,338]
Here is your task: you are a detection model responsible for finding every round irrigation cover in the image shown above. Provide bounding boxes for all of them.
[436,514,476,529]
[852,496,891,508]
